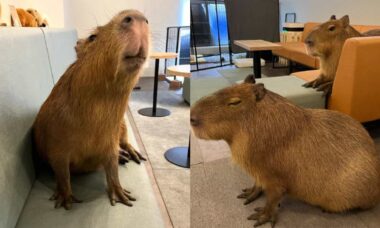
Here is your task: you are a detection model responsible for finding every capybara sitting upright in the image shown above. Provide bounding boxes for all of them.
[33,10,149,209]
[190,80,380,227]
[303,15,361,94]
[74,30,146,165]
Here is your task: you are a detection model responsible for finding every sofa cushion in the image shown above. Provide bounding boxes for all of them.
[292,70,320,82]
[330,37,380,122]
[190,77,231,105]
[256,76,325,109]
[41,28,78,83]
[0,28,54,228]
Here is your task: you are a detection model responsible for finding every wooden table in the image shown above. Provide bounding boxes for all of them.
[138,52,178,117]
[234,40,281,78]
[164,64,191,168]
[166,64,191,78]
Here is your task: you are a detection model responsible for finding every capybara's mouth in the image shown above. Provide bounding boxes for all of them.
[124,54,147,61]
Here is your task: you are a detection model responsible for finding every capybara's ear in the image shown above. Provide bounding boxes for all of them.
[244,74,256,84]
[341,15,350,27]
[330,15,336,20]
[253,83,266,101]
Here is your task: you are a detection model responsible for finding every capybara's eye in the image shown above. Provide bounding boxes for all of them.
[88,34,97,42]
[146,19,149,24]
[123,16,132,24]
[228,98,242,106]
[328,25,336,32]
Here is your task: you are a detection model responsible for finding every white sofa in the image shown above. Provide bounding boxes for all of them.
[0,27,165,228]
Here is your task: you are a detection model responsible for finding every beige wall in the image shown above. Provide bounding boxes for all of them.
[1,0,64,27]
[280,0,380,27]
[63,0,189,76]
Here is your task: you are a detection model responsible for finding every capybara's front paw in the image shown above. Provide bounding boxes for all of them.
[248,207,276,228]
[108,185,136,207]
[316,81,333,97]
[237,185,263,205]
[120,143,147,165]
[49,191,82,210]
[303,77,325,89]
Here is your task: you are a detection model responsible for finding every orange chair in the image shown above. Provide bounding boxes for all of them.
[292,37,380,122]
[273,22,380,70]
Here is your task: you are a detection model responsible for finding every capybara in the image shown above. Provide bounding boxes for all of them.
[16,8,38,27]
[304,15,380,95]
[33,10,150,209]
[190,79,380,227]
[74,30,145,165]
[26,8,48,27]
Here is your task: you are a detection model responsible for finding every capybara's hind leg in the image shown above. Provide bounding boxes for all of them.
[104,153,136,206]
[49,160,82,210]
[237,185,263,205]
[119,120,146,164]
[247,185,284,227]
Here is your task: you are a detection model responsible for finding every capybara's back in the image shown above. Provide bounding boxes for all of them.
[286,108,380,212]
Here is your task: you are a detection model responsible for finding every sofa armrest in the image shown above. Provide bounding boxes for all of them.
[329,37,380,122]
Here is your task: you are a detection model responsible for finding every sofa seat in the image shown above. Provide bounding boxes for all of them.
[273,42,319,68]
[1,28,166,228]
[190,75,325,109]
[292,70,320,82]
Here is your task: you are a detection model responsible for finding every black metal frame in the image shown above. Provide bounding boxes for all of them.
[165,26,190,79]
[190,0,233,72]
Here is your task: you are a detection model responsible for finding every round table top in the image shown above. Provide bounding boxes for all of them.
[167,64,191,77]
[150,52,178,59]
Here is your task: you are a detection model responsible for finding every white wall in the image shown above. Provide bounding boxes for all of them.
[280,0,380,27]
[64,0,189,76]
[1,0,64,27]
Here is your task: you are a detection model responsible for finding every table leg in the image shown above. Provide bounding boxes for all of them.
[138,58,171,117]
[253,51,261,78]
[152,58,159,115]
[164,136,190,168]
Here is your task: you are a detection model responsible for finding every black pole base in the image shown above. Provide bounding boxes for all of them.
[164,147,190,168]
[138,107,170,117]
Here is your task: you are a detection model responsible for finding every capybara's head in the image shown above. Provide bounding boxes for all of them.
[190,82,266,140]
[78,10,150,74]
[305,15,354,57]
[75,30,98,59]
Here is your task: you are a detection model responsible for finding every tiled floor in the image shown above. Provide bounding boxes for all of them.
[130,77,190,228]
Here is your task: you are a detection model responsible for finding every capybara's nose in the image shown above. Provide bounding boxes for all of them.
[190,116,200,127]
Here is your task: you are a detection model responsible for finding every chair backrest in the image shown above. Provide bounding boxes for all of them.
[0,27,78,227]
[0,28,54,228]
[329,37,380,122]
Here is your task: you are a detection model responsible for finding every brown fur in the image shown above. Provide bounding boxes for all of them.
[74,29,146,165]
[303,15,361,94]
[16,8,38,27]
[190,81,380,226]
[33,10,150,209]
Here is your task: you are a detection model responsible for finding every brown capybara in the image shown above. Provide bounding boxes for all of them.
[26,8,48,27]
[304,15,380,95]
[33,10,150,210]
[16,8,38,27]
[74,30,145,165]
[303,15,361,95]
[190,79,380,227]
